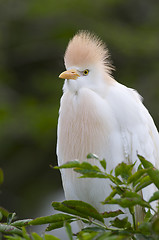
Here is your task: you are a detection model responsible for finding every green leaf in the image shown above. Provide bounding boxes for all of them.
[77,162,101,172]
[100,159,107,170]
[138,155,154,168]
[79,172,107,178]
[87,153,99,159]
[56,161,108,179]
[97,233,127,240]
[22,227,30,240]
[46,216,74,231]
[152,217,159,234]
[138,222,151,235]
[147,168,159,190]
[45,234,60,240]
[109,174,124,185]
[134,172,151,188]
[30,213,75,231]
[32,232,43,240]
[0,223,22,235]
[65,222,73,240]
[144,209,152,222]
[0,207,9,218]
[46,221,66,231]
[127,168,148,186]
[110,217,131,229]
[104,189,117,201]
[135,176,152,192]
[113,186,127,196]
[54,160,80,169]
[52,200,104,223]
[138,155,159,189]
[0,168,4,185]
[11,219,32,227]
[123,191,142,199]
[137,164,143,171]
[30,213,73,225]
[115,162,134,180]
[149,190,159,203]
[102,210,124,218]
[7,213,16,224]
[104,197,150,209]
[77,231,98,240]
[4,236,23,240]
[74,162,102,176]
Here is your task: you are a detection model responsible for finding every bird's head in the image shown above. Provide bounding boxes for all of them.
[59,31,114,94]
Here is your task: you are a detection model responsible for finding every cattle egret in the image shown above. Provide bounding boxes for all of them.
[57,31,159,224]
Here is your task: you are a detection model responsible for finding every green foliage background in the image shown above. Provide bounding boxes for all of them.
[0,0,159,220]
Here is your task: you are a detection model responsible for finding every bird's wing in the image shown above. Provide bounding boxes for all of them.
[107,82,159,168]
[107,82,159,206]
[107,83,159,207]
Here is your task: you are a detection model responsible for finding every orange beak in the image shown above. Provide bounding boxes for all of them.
[59,69,80,80]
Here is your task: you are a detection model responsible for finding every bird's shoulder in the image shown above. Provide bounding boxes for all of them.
[107,81,159,165]
[106,81,143,122]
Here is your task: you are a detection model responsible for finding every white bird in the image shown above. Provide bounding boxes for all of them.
[57,30,159,224]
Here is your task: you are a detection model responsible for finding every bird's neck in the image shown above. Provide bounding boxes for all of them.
[63,74,115,97]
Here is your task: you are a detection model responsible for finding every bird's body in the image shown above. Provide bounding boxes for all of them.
[57,31,159,223]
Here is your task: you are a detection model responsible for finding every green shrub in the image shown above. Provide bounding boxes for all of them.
[1,155,159,240]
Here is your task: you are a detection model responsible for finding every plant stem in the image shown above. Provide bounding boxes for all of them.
[129,207,136,230]
[79,217,122,232]
[132,212,136,230]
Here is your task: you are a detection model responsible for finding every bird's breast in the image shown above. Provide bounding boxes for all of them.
[57,88,117,165]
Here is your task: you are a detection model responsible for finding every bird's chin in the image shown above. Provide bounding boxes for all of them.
[65,78,80,94]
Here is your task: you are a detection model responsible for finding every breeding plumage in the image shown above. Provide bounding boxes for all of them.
[57,31,159,224]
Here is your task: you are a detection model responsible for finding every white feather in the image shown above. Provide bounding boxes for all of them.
[57,31,159,224]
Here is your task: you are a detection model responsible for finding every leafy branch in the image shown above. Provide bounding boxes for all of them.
[1,155,159,239]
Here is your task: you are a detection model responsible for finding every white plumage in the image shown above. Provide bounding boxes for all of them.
[57,31,159,223]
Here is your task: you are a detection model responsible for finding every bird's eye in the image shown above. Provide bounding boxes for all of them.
[83,69,89,76]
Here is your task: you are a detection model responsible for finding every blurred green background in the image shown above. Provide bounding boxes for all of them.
[1,0,159,221]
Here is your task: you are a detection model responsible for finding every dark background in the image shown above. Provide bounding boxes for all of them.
[0,0,159,223]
